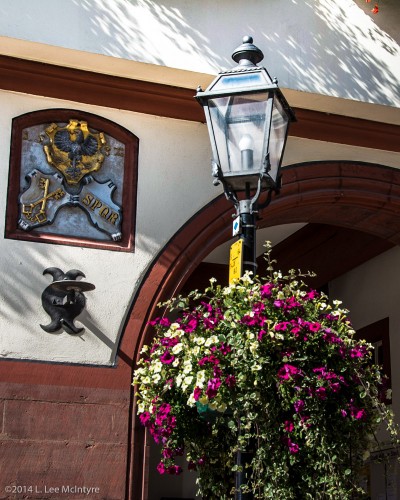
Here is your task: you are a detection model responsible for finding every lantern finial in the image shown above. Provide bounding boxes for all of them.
[232,36,264,66]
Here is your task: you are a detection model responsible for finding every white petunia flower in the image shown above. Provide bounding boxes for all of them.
[205,335,219,346]
[172,343,183,354]
[151,360,163,373]
[187,394,196,407]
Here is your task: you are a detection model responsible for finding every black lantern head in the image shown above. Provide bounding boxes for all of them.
[196,36,296,199]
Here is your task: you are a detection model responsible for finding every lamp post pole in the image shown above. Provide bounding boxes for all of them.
[196,35,295,499]
[239,199,257,277]
[235,199,257,500]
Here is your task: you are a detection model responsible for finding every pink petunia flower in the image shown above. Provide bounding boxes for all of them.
[278,364,302,381]
[294,399,305,413]
[206,378,221,399]
[284,420,294,433]
[160,350,175,365]
[193,387,202,401]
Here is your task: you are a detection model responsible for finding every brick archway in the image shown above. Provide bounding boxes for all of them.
[126,160,400,499]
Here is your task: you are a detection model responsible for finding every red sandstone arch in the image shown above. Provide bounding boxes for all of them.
[126,160,400,499]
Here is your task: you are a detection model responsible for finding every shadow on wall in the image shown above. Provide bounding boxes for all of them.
[0,242,118,363]
[0,0,397,102]
[71,0,400,105]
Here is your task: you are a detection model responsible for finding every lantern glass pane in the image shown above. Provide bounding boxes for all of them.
[208,92,270,177]
[211,71,273,92]
[268,97,289,183]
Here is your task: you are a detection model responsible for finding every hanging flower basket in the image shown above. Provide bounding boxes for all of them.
[133,245,398,499]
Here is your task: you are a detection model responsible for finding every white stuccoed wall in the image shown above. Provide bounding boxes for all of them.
[0,0,399,107]
[0,88,399,365]
[0,90,215,365]
[0,0,400,365]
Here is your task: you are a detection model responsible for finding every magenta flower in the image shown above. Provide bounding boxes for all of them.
[287,296,302,309]
[160,350,175,365]
[157,462,166,474]
[315,387,327,400]
[206,377,221,399]
[308,322,321,332]
[260,283,274,298]
[313,366,328,378]
[203,317,218,329]
[278,364,302,381]
[283,436,300,454]
[198,354,220,366]
[305,290,319,300]
[158,403,171,415]
[294,399,305,413]
[201,302,213,313]
[139,412,151,427]
[349,404,367,420]
[241,314,265,327]
[219,343,231,355]
[161,336,179,347]
[193,387,202,401]
[167,465,183,475]
[330,382,341,393]
[284,420,294,433]
[213,365,222,377]
[275,321,291,331]
[184,314,198,333]
[291,328,301,338]
[253,302,265,313]
[350,345,368,358]
[165,378,174,388]
[258,329,267,341]
[162,447,174,458]
[225,374,236,388]
[323,329,343,344]
[149,317,170,327]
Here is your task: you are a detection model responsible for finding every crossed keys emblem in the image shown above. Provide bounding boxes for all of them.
[19,170,122,240]
[22,177,66,224]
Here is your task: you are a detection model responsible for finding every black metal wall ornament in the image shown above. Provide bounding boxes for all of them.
[40,267,95,335]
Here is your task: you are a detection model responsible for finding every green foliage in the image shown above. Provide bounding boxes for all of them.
[133,243,398,499]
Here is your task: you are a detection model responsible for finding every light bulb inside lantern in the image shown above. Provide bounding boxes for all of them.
[239,134,254,170]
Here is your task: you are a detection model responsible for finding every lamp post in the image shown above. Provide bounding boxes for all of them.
[196,36,296,498]
[196,35,295,276]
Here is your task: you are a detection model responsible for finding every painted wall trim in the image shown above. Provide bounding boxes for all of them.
[0,55,400,153]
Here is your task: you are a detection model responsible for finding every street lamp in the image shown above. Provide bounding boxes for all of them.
[196,35,295,276]
[196,36,296,499]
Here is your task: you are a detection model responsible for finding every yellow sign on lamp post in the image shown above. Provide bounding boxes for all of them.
[229,238,243,284]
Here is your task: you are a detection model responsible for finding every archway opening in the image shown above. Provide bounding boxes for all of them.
[127,161,400,500]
